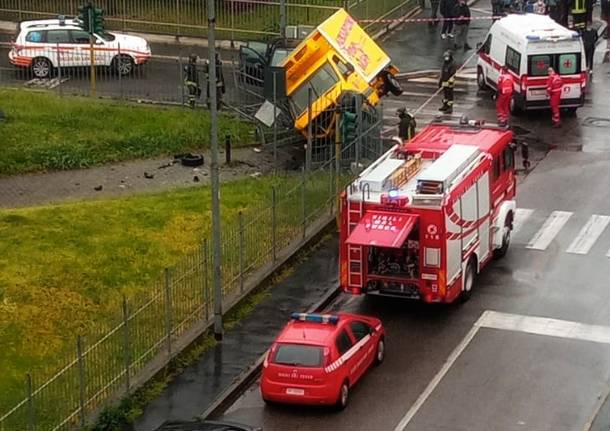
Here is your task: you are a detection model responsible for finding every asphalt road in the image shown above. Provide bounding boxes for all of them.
[214,17,610,431]
[0,33,254,106]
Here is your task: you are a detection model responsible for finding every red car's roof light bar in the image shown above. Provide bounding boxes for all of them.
[290,313,340,324]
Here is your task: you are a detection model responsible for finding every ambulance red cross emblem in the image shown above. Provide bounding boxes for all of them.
[563,59,572,69]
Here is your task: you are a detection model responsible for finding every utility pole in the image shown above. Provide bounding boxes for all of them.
[208,0,223,340]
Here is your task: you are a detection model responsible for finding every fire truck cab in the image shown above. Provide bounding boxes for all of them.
[339,120,516,303]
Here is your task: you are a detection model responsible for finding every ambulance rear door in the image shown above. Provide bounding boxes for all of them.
[525,40,585,105]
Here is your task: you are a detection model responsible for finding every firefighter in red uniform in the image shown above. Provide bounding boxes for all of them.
[495,66,514,127]
[546,67,563,127]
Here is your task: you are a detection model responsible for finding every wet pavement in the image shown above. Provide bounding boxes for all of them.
[213,18,610,431]
[132,235,339,431]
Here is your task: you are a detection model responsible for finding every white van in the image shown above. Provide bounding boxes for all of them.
[477,14,587,114]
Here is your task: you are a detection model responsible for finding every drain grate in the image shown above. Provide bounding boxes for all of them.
[583,117,610,128]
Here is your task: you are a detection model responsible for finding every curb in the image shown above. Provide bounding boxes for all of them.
[199,285,342,419]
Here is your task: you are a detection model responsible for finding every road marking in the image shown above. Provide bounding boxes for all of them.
[526,210,572,250]
[394,310,610,430]
[512,208,534,234]
[566,215,610,255]
[393,313,485,431]
[480,310,610,345]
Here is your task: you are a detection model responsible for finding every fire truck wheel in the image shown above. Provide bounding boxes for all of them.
[460,259,476,302]
[336,381,350,410]
[493,226,511,259]
[375,337,386,365]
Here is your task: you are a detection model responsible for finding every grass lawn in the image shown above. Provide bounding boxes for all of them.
[0,171,335,419]
[0,89,255,176]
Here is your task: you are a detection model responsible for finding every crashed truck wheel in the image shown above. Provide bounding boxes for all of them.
[180,153,204,167]
[385,73,403,96]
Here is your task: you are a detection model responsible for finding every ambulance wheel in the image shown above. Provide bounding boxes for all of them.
[375,337,386,365]
[460,259,476,302]
[564,107,578,116]
[336,381,350,410]
[509,97,522,115]
[477,67,487,91]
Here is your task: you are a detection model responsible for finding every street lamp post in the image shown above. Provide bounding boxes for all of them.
[207,0,223,340]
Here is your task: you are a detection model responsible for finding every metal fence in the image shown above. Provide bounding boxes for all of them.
[0,0,414,42]
[0,94,385,431]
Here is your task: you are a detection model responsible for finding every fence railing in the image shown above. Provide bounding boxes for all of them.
[0,0,418,41]
[0,95,385,430]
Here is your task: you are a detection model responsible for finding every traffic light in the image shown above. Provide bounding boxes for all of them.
[340,111,358,145]
[91,7,105,34]
[77,4,91,33]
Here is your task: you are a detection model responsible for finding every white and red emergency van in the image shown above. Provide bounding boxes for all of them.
[477,14,587,114]
[339,120,516,303]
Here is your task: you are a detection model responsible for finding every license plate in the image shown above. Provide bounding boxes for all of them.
[530,89,546,96]
[286,388,305,396]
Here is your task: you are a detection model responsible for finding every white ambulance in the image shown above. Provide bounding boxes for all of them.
[476,14,587,114]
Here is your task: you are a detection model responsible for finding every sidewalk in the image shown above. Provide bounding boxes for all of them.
[131,235,339,431]
[0,146,299,208]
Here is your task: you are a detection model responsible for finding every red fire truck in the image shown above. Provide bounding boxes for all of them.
[339,120,517,303]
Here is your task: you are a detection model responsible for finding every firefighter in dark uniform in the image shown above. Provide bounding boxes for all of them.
[184,54,201,109]
[397,107,417,140]
[204,53,226,110]
[438,50,457,114]
[571,0,587,30]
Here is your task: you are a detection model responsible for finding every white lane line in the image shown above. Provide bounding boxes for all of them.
[394,310,610,430]
[566,215,610,255]
[525,210,573,250]
[393,313,486,431]
[480,310,610,345]
[512,208,534,234]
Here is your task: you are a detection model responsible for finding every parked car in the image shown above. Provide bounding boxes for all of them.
[260,312,385,409]
[155,419,262,431]
[9,17,151,78]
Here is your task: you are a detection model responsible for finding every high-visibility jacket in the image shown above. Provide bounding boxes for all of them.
[439,60,457,88]
[497,72,515,95]
[547,73,563,95]
[572,0,585,13]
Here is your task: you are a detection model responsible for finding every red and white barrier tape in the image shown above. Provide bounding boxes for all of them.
[360,15,503,23]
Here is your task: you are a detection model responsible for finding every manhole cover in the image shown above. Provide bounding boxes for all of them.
[583,117,610,128]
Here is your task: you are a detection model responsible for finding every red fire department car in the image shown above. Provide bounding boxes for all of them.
[339,120,517,303]
[260,312,385,409]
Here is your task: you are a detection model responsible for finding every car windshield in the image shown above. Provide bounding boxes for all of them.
[96,31,116,42]
[290,62,339,116]
[271,49,290,67]
[273,344,323,367]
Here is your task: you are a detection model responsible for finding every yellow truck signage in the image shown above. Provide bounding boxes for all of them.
[317,9,391,83]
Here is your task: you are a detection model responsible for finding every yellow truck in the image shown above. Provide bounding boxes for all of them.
[280,8,403,139]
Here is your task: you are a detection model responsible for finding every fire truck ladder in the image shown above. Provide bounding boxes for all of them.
[347,184,370,289]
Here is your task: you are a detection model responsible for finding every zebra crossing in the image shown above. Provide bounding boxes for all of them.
[382,73,487,138]
[514,208,610,257]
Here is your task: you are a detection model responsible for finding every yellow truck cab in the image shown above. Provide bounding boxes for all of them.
[281,9,402,136]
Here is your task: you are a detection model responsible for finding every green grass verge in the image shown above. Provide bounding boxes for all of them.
[0,171,336,421]
[0,89,254,175]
